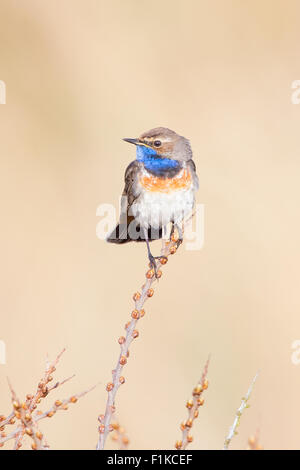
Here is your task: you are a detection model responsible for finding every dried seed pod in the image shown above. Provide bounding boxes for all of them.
[175,440,182,449]
[193,385,203,395]
[106,383,114,392]
[185,418,193,428]
[131,310,140,319]
[186,399,194,409]
[119,356,127,366]
[133,292,141,301]
[98,424,105,434]
[202,379,209,390]
[146,269,155,279]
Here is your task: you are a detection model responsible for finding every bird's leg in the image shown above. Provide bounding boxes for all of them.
[143,228,158,277]
[176,223,183,247]
[170,222,183,248]
[143,228,167,278]
[170,222,175,240]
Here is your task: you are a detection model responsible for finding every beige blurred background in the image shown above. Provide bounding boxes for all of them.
[0,0,300,450]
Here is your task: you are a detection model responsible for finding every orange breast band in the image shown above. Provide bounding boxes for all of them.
[140,169,192,193]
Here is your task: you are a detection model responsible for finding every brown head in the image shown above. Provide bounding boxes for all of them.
[123,127,193,162]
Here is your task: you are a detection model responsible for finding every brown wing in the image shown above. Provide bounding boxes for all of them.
[186,159,199,191]
[106,160,142,244]
[122,160,143,207]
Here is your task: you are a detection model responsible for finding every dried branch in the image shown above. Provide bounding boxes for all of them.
[97,230,183,450]
[7,378,43,450]
[29,348,66,413]
[47,374,76,393]
[34,384,96,422]
[0,412,15,430]
[0,349,95,450]
[175,357,210,450]
[223,372,259,450]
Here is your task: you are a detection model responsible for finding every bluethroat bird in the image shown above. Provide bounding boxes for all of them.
[107,127,199,275]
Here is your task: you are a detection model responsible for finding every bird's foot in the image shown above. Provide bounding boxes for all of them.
[170,224,183,249]
[154,255,168,262]
[175,238,183,249]
[148,254,158,278]
[148,255,168,278]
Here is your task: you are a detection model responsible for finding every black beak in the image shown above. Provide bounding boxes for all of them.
[123,138,139,145]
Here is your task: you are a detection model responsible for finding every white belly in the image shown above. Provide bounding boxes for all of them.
[131,186,195,229]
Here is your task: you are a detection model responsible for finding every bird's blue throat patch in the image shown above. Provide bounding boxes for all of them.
[136,145,181,177]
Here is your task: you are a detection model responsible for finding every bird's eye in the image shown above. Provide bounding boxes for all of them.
[153,140,161,147]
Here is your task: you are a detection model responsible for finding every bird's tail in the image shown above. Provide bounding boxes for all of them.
[106,223,131,244]
[106,223,162,244]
